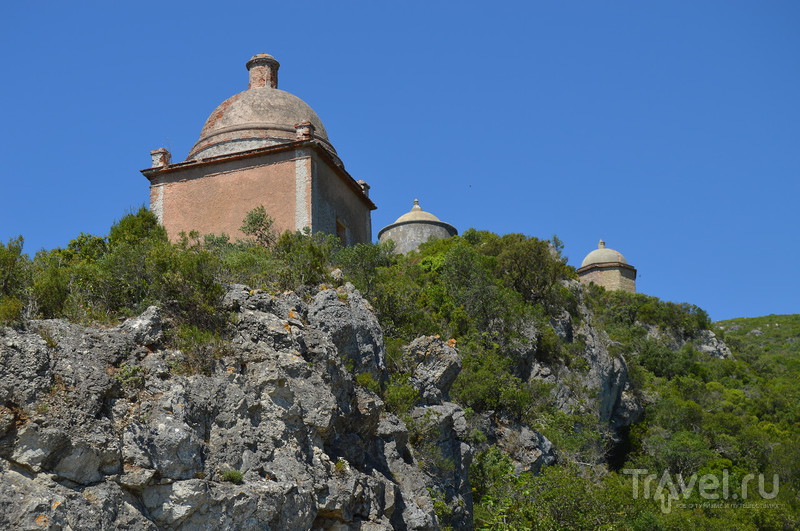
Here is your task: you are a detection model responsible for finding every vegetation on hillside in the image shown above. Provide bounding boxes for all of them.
[1,208,798,529]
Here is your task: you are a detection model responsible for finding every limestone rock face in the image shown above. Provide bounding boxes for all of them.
[0,277,703,528]
[308,283,388,383]
[643,323,731,360]
[406,336,462,405]
[472,413,556,475]
[694,329,732,359]
[0,286,469,530]
[508,282,644,434]
[118,305,163,349]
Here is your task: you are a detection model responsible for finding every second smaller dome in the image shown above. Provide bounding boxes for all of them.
[378,199,457,254]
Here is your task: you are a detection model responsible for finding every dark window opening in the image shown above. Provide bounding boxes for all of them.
[336,219,347,245]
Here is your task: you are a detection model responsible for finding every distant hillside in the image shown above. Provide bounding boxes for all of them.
[716,314,800,358]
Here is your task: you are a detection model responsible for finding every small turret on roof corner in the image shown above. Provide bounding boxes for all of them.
[150,148,171,168]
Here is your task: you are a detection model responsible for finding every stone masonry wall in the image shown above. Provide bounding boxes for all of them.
[378,222,456,254]
[311,152,372,245]
[579,266,636,293]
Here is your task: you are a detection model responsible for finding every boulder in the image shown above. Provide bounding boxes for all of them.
[406,336,462,405]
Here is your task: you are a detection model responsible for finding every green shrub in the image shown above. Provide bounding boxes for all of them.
[275,228,337,289]
[451,343,535,418]
[37,328,58,349]
[355,372,382,395]
[152,243,226,330]
[383,374,419,416]
[588,286,710,340]
[384,337,414,374]
[0,297,23,326]
[470,445,515,502]
[428,487,453,527]
[31,251,72,319]
[221,469,243,484]
[171,324,232,375]
[0,236,30,306]
[115,364,145,389]
[634,340,701,379]
[62,233,107,262]
[335,241,396,298]
[108,206,167,248]
[239,205,276,248]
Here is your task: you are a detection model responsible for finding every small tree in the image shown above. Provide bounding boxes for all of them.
[108,206,167,249]
[0,236,30,325]
[275,228,337,289]
[0,236,29,298]
[334,241,396,298]
[240,206,277,248]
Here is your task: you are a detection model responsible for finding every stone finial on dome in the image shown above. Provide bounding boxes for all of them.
[412,199,421,211]
[246,53,280,89]
[598,239,606,249]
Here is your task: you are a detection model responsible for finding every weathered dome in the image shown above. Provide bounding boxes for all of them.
[580,240,628,267]
[187,53,334,160]
[378,200,457,254]
[393,199,442,223]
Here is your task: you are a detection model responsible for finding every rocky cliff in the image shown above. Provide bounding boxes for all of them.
[0,282,653,529]
[0,284,474,530]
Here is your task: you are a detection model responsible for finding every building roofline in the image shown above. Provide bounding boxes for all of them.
[377,219,458,240]
[141,140,376,210]
[577,261,637,275]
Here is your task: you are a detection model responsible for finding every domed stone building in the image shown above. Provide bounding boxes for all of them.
[378,199,457,253]
[141,53,375,244]
[577,240,637,293]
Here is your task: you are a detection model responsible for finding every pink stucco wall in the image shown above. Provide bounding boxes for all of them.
[154,151,297,241]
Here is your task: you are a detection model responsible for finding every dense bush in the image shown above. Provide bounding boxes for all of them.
[0,206,340,352]
[588,284,711,340]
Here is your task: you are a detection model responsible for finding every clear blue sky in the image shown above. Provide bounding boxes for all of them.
[1,1,798,321]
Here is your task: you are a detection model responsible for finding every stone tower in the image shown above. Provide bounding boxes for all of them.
[141,53,375,245]
[577,240,637,293]
[378,199,457,253]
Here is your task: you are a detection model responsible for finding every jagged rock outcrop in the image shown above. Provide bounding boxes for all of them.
[692,329,732,359]
[517,282,644,433]
[471,412,556,475]
[0,284,471,530]
[377,336,473,529]
[406,336,461,406]
[573,312,642,430]
[643,323,731,359]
